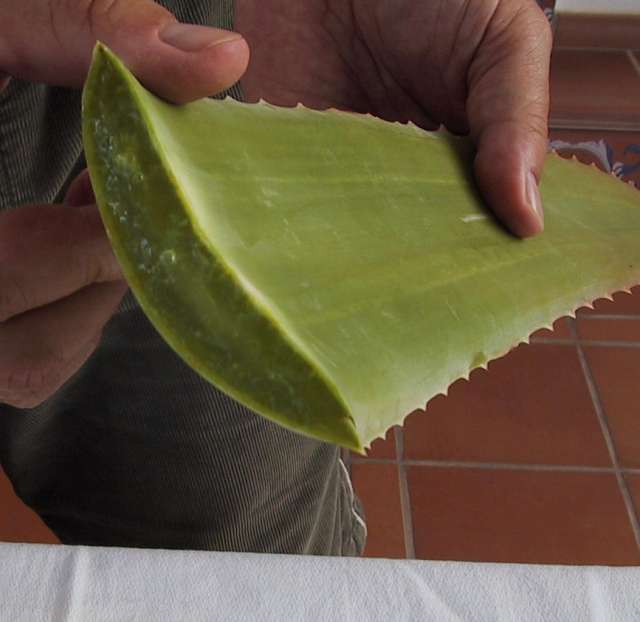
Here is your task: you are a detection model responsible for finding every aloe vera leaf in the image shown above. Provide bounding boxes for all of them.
[82,44,640,453]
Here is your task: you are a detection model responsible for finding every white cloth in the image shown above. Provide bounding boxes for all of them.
[2,542,639,621]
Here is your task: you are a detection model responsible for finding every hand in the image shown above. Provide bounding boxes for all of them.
[0,0,249,101]
[0,0,251,407]
[236,0,552,237]
[0,173,127,408]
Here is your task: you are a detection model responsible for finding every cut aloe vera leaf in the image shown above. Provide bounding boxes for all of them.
[82,44,640,452]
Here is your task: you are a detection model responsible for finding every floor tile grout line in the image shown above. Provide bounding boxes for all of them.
[532,338,640,348]
[352,457,631,473]
[573,323,640,549]
[394,428,416,559]
[529,338,575,345]
[578,340,640,349]
[627,50,640,78]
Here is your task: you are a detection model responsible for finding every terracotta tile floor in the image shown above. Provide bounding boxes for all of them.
[351,301,640,562]
[0,468,58,545]
[2,11,640,566]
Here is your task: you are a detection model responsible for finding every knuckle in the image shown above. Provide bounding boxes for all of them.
[527,117,549,141]
[82,250,107,285]
[81,0,173,40]
[497,0,553,50]
[514,106,548,136]
[70,207,118,285]
[519,4,553,48]
[0,273,30,322]
[0,356,64,410]
[0,371,44,409]
[84,0,119,36]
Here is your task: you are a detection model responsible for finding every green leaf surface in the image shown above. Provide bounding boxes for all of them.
[82,44,640,452]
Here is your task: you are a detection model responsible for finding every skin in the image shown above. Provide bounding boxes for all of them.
[235,0,551,236]
[0,0,551,409]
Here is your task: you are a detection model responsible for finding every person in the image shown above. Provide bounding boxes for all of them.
[0,0,552,554]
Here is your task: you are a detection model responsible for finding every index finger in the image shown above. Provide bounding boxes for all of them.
[0,204,122,322]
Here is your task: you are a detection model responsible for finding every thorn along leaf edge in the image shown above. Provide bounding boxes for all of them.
[82,44,640,452]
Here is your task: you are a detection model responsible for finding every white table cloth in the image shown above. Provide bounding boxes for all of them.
[2,543,640,621]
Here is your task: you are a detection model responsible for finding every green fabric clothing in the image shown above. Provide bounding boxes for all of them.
[0,0,366,555]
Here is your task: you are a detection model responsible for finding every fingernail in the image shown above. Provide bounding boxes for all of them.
[160,23,242,52]
[526,171,544,227]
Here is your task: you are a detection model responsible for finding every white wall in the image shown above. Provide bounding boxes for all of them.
[556,0,640,14]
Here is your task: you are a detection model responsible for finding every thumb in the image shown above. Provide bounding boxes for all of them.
[466,2,552,238]
[0,0,249,103]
